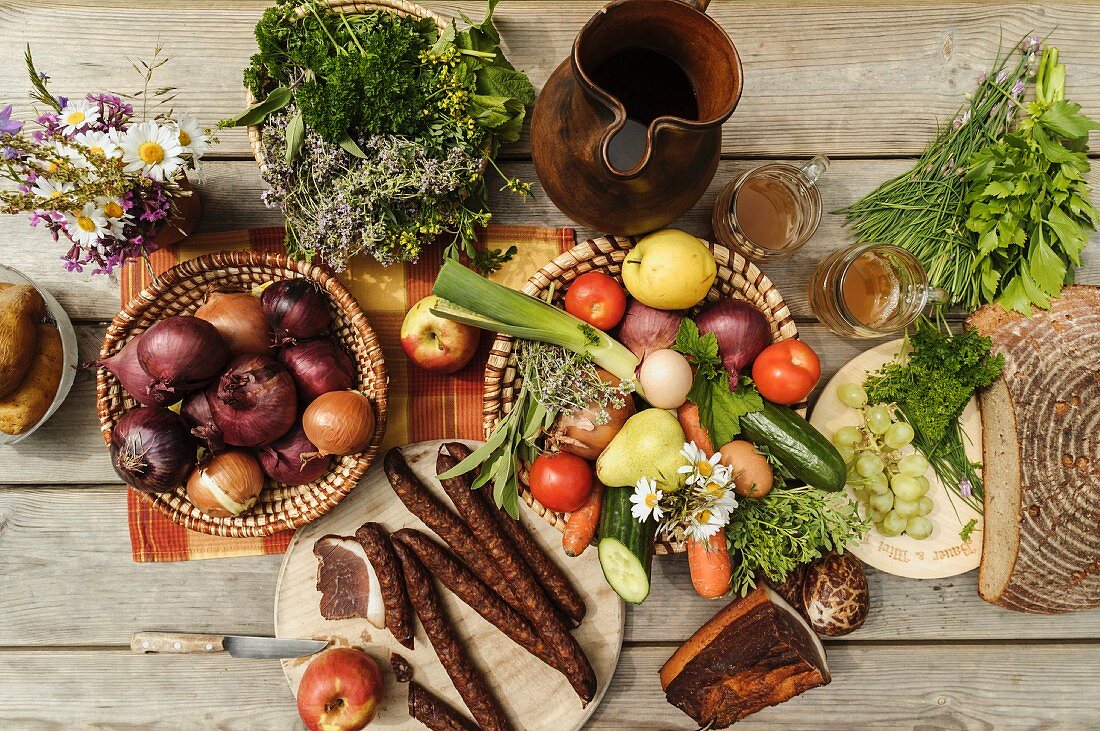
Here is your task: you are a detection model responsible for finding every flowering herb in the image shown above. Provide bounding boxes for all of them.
[226,0,535,273]
[0,47,207,274]
[960,518,978,543]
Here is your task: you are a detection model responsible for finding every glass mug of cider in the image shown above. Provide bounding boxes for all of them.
[809,243,946,338]
[712,155,829,262]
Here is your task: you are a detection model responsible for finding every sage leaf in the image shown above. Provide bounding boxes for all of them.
[337,134,369,159]
[284,110,305,164]
[222,85,291,127]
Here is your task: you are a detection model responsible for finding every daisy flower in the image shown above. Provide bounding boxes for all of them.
[66,202,109,246]
[685,506,726,542]
[95,195,131,237]
[74,130,121,160]
[630,477,664,523]
[119,120,184,182]
[174,113,208,159]
[59,99,100,135]
[30,177,74,202]
[677,441,725,488]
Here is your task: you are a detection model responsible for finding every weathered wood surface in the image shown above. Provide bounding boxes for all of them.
[3,158,1098,322]
[2,643,1099,730]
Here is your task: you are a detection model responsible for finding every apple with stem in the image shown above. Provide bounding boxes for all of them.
[400,295,479,373]
[296,647,383,731]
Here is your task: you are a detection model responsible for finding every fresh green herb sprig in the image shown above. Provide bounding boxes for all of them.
[963,46,1100,314]
[725,487,869,597]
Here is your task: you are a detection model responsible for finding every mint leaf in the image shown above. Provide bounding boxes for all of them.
[688,373,764,446]
[674,319,721,379]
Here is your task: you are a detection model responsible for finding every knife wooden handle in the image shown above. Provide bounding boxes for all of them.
[131,632,226,654]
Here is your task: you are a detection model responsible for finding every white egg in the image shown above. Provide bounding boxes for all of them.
[638,348,693,409]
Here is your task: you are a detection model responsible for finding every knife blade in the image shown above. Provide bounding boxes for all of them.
[131,632,328,659]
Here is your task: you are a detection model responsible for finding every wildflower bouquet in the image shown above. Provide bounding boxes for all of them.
[0,49,208,274]
[225,0,534,273]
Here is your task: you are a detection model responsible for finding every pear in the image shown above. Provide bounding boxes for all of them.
[597,409,687,491]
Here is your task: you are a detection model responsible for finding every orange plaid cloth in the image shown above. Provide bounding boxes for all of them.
[121,225,575,562]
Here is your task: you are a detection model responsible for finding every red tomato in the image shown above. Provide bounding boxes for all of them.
[752,340,822,405]
[528,452,594,513]
[564,272,627,330]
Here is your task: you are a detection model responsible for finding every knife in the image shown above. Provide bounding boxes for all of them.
[131,632,328,659]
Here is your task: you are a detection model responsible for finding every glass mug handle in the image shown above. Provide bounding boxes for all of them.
[799,154,830,185]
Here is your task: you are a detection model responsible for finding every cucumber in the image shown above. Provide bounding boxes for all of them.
[598,486,657,604]
[741,401,847,492]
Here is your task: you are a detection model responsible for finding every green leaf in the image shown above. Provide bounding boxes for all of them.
[1031,124,1084,165]
[477,65,536,105]
[221,85,291,127]
[337,134,369,159]
[982,180,1014,199]
[689,375,764,446]
[1047,205,1089,263]
[1019,266,1052,310]
[673,319,722,379]
[1039,100,1100,140]
[1028,235,1067,296]
[996,274,1033,315]
[283,109,305,164]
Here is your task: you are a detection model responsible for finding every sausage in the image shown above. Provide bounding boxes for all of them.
[393,539,514,731]
[393,528,572,682]
[436,448,597,704]
[408,681,479,731]
[391,652,413,684]
[443,442,587,625]
[354,522,414,650]
[383,448,517,607]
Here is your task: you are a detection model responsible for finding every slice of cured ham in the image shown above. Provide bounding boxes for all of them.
[968,285,1100,613]
[314,534,385,627]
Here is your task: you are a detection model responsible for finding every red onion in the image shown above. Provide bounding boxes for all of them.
[257,423,332,485]
[195,291,272,356]
[695,299,772,384]
[89,333,164,406]
[261,279,330,343]
[181,389,225,453]
[616,300,683,360]
[110,407,196,493]
[210,354,297,447]
[278,339,356,403]
[137,316,229,399]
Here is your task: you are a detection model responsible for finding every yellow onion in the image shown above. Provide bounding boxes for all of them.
[550,369,634,460]
[186,449,265,517]
[302,390,376,457]
[195,291,272,356]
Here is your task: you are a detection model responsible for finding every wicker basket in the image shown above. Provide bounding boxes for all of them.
[96,251,388,538]
[483,235,799,555]
[245,0,446,176]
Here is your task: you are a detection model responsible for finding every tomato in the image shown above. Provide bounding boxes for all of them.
[528,452,594,513]
[752,340,822,405]
[564,272,627,330]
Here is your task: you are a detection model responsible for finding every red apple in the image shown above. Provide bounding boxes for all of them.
[400,295,479,373]
[296,647,383,731]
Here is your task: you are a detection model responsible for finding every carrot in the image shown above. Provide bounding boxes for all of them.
[677,401,714,453]
[686,529,732,599]
[562,482,604,557]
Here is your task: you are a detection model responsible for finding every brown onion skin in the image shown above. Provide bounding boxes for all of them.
[261,279,330,343]
[695,299,771,384]
[181,389,225,453]
[210,354,297,447]
[258,423,332,485]
[552,369,635,460]
[90,333,164,406]
[195,291,272,357]
[278,339,356,404]
[110,407,196,494]
[617,300,683,360]
[302,390,375,457]
[186,449,265,518]
[137,316,229,399]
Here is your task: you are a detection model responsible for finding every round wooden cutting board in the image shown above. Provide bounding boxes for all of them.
[811,341,983,579]
[274,440,625,730]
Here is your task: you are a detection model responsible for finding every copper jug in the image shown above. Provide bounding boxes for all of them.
[531,0,742,235]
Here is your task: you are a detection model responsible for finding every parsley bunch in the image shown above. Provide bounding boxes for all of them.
[964,46,1100,314]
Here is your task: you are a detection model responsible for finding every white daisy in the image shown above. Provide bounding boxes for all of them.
[59,99,100,135]
[629,477,664,523]
[685,506,726,542]
[66,202,109,245]
[30,177,74,203]
[74,130,121,160]
[174,113,208,159]
[119,120,184,182]
[699,482,738,522]
[95,195,131,237]
[677,441,725,488]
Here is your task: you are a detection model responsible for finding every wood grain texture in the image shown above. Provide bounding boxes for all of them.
[1,159,1097,321]
[2,643,1100,730]
[3,483,1100,646]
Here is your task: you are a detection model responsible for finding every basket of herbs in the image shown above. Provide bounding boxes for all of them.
[223,0,534,273]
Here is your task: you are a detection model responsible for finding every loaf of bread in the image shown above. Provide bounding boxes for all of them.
[967,286,1100,613]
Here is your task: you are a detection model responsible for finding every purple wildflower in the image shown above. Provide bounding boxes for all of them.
[0,105,22,134]
[995,68,1010,85]
[1011,79,1025,99]
[959,477,973,498]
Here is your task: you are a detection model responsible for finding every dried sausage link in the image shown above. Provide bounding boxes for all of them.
[408,681,478,731]
[354,522,414,649]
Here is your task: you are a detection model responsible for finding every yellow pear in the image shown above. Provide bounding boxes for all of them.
[596,409,686,491]
[621,229,716,310]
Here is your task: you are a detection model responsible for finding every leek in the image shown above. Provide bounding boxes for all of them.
[431,260,641,388]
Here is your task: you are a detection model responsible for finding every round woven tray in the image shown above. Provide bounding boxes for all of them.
[96,250,389,538]
[483,235,799,555]
[246,0,447,177]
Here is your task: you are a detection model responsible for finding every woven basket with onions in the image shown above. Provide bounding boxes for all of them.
[95,251,388,538]
[483,235,799,555]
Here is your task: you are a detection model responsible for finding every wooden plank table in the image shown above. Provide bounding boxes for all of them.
[1,1,1099,728]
